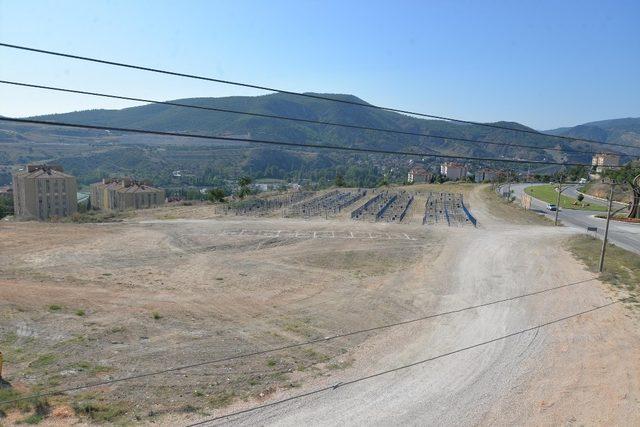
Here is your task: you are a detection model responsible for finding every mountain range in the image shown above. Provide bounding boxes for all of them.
[0,93,638,187]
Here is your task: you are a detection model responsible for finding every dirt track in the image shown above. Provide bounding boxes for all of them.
[1,185,639,425]
[185,186,640,426]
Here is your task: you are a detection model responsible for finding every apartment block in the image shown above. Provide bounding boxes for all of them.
[90,178,165,211]
[12,165,78,220]
[440,162,468,180]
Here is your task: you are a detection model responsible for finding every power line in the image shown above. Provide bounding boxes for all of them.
[1,79,631,156]
[0,42,629,149]
[0,277,596,406]
[187,297,627,426]
[0,117,594,167]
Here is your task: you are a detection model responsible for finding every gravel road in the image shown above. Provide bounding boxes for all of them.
[188,186,640,426]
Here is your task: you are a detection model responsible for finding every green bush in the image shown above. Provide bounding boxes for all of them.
[73,401,125,422]
[207,188,227,203]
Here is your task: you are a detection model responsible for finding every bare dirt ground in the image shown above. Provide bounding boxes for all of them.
[192,185,640,426]
[1,184,639,426]
[0,199,442,424]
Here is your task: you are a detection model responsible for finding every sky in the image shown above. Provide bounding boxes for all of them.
[0,0,638,130]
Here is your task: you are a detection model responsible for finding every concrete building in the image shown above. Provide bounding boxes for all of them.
[589,153,620,179]
[407,166,433,183]
[90,178,165,211]
[474,168,499,183]
[12,164,78,220]
[440,162,468,180]
[592,153,620,169]
[592,153,620,173]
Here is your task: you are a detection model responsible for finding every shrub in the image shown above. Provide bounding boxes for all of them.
[207,188,227,203]
[0,388,31,413]
[209,391,235,409]
[73,401,125,422]
[19,413,44,424]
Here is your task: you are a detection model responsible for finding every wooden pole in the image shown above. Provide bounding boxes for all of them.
[599,182,615,273]
[554,181,562,226]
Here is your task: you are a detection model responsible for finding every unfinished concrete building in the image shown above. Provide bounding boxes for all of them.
[407,166,433,183]
[90,178,165,211]
[440,162,468,180]
[12,164,78,220]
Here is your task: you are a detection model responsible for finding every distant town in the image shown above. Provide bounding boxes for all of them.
[0,151,624,222]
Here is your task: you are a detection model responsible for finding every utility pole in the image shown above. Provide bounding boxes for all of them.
[599,180,616,273]
[597,178,632,272]
[554,179,565,226]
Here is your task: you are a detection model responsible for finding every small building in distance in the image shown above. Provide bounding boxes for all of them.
[590,153,621,179]
[90,178,165,212]
[592,153,620,173]
[592,152,620,169]
[474,168,500,183]
[407,165,433,183]
[12,164,78,220]
[440,162,468,181]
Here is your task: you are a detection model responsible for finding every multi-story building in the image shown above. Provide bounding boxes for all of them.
[90,178,165,211]
[407,166,433,183]
[474,168,499,183]
[440,162,468,180]
[592,153,620,172]
[12,165,78,220]
[589,153,621,179]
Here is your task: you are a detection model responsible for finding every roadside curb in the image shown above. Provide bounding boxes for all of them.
[589,214,640,226]
[575,189,627,206]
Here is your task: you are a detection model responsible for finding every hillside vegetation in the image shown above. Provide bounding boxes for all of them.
[1,93,639,186]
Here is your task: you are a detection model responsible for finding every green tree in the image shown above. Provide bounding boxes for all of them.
[378,174,389,187]
[236,176,253,199]
[335,173,346,187]
[567,165,588,182]
[238,176,252,187]
[185,189,203,200]
[0,196,14,219]
[207,188,227,203]
[604,161,640,185]
[238,186,252,199]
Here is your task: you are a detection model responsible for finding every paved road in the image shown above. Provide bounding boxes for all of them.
[508,183,640,255]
